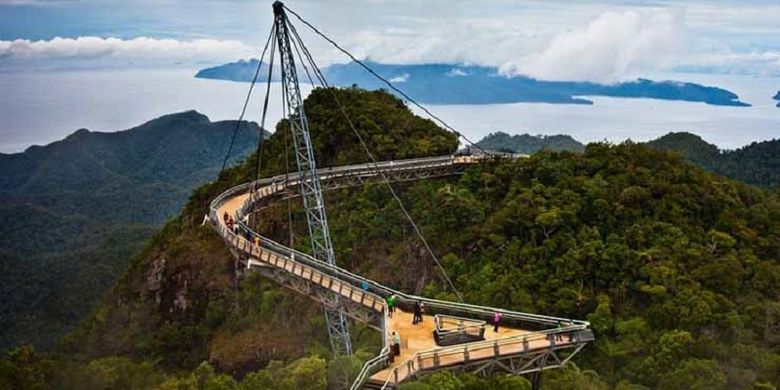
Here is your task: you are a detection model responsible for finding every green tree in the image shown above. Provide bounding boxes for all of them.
[657,359,727,390]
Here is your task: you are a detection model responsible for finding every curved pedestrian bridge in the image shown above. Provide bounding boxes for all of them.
[208,155,594,389]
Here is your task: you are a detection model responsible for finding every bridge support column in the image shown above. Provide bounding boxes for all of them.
[531,371,543,390]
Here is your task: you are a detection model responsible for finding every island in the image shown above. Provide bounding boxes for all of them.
[196,59,750,107]
[773,91,779,107]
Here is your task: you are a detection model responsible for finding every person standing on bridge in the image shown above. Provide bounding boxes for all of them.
[413,301,423,324]
[386,294,396,318]
[493,311,503,332]
[392,331,401,357]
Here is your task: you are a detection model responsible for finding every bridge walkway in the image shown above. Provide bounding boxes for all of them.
[209,155,593,389]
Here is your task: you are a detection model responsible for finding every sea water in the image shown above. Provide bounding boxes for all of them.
[0,67,777,153]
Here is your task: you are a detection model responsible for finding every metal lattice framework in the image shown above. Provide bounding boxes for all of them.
[272,1,352,356]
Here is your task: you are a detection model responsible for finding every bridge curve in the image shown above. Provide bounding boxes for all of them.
[207,154,594,389]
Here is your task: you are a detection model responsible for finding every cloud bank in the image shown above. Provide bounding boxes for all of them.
[500,10,687,82]
[680,50,780,77]
[0,36,253,63]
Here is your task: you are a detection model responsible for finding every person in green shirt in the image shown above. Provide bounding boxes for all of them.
[386,294,396,317]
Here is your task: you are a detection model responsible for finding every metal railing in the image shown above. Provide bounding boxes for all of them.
[435,315,486,334]
[380,325,593,388]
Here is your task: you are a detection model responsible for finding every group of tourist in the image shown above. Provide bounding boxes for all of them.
[223,212,236,232]
[384,295,427,362]
[223,211,261,247]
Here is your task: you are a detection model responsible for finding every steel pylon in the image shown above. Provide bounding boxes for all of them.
[272,1,352,356]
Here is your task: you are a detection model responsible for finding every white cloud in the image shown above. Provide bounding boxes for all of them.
[341,19,546,67]
[0,36,254,63]
[388,73,409,83]
[447,68,469,77]
[500,9,687,82]
[679,50,780,76]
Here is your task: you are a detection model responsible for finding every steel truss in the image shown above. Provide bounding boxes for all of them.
[273,1,352,356]
[243,259,384,330]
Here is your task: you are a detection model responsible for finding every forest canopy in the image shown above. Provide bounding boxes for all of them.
[2,87,779,389]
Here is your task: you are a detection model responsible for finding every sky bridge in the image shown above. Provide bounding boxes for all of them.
[205,3,593,388]
[208,155,594,389]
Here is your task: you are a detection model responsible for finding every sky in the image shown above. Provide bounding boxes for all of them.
[1,0,779,81]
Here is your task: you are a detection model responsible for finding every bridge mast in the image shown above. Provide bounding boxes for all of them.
[272,1,352,355]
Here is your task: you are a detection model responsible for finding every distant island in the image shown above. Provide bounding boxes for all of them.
[476,131,584,154]
[196,59,750,107]
[774,91,779,107]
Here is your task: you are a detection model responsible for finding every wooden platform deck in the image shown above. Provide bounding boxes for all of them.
[371,309,532,382]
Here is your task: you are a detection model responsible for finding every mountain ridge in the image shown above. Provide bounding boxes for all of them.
[0,111,267,350]
[2,88,779,390]
[645,132,780,187]
[476,131,585,153]
[475,130,780,188]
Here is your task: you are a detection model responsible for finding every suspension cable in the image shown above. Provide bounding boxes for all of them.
[288,18,465,302]
[288,21,328,87]
[282,4,487,155]
[288,29,318,88]
[253,25,278,188]
[219,26,276,176]
[279,57,295,247]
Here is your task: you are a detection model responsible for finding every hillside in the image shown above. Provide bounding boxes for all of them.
[2,88,779,390]
[476,131,585,153]
[196,60,750,107]
[0,111,265,351]
[646,132,780,187]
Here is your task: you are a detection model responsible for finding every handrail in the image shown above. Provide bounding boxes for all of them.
[228,156,584,324]
[380,325,585,389]
[208,154,591,389]
[434,314,486,336]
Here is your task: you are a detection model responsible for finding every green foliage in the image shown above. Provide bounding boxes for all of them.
[400,371,533,390]
[326,141,780,388]
[646,132,780,187]
[476,131,585,154]
[0,111,266,351]
[326,352,371,390]
[657,359,727,390]
[6,86,780,390]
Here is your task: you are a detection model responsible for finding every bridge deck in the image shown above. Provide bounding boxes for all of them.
[371,310,532,383]
[216,184,577,386]
[209,156,592,389]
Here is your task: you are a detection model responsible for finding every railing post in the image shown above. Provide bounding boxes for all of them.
[464,345,470,363]
[493,341,500,357]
